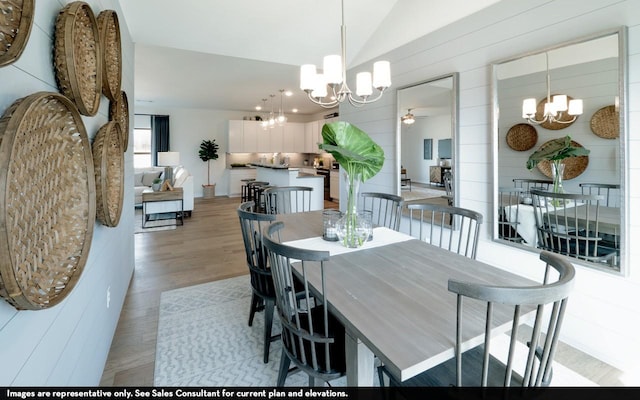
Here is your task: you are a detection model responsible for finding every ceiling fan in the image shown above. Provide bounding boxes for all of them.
[401,108,428,125]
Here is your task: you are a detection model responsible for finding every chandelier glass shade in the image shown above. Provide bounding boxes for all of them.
[522,52,583,125]
[299,0,391,108]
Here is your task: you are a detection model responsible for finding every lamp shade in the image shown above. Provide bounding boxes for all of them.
[158,151,180,166]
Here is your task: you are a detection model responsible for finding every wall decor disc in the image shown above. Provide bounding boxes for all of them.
[0,92,96,310]
[109,90,129,151]
[53,1,102,116]
[93,121,124,227]
[0,0,35,67]
[535,95,578,130]
[590,105,619,139]
[96,9,122,102]
[536,139,589,180]
[506,123,537,151]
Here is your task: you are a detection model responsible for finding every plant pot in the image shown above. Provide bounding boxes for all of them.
[202,184,216,199]
[152,183,161,192]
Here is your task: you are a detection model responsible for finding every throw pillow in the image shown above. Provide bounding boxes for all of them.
[141,171,162,186]
[134,172,144,186]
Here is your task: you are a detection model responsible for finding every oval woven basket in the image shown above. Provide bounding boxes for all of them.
[109,90,129,151]
[536,139,589,180]
[535,95,578,130]
[96,9,122,102]
[590,105,619,139]
[506,123,537,151]
[0,92,95,310]
[0,0,35,67]
[53,1,102,116]
[93,121,124,227]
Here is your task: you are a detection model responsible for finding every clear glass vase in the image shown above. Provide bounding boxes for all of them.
[552,161,565,194]
[335,172,370,248]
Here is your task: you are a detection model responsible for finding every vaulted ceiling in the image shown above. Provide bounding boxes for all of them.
[119,0,501,115]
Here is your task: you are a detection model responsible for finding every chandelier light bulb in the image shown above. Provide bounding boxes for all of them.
[323,55,342,85]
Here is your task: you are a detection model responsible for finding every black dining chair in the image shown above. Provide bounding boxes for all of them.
[237,201,279,363]
[262,221,346,387]
[360,192,404,231]
[406,202,483,259]
[263,186,313,214]
[379,250,576,387]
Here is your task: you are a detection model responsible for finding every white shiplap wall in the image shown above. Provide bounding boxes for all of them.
[0,0,134,384]
[342,0,640,377]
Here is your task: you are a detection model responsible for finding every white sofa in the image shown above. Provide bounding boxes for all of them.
[134,166,194,214]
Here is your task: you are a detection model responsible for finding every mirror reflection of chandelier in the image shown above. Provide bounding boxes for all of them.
[401,109,415,125]
[299,0,391,108]
[522,52,583,125]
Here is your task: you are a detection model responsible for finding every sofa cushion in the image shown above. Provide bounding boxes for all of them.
[142,170,162,186]
[134,172,144,186]
[174,168,188,188]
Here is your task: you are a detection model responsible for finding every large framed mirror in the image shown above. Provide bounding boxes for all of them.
[491,27,628,275]
[396,73,459,205]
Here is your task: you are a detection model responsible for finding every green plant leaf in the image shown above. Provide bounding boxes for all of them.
[199,139,219,162]
[319,121,384,182]
[526,135,590,170]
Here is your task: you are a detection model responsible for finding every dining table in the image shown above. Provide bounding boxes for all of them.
[275,210,538,386]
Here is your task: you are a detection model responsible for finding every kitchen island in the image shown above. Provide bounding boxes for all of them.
[252,164,324,211]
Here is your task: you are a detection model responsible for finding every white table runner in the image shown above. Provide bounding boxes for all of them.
[283,227,414,256]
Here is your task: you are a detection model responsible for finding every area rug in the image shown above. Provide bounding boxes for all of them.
[154,275,597,387]
[134,208,177,234]
[401,185,447,202]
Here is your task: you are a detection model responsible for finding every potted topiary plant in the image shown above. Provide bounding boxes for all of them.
[199,139,219,198]
[152,178,162,192]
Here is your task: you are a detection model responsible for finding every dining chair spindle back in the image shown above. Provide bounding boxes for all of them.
[264,186,313,214]
[360,192,404,231]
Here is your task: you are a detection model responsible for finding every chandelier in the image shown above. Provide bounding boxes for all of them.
[261,95,276,130]
[299,0,391,108]
[522,52,583,125]
[401,109,415,125]
[277,89,287,126]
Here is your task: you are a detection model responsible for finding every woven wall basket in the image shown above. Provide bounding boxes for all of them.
[0,0,35,67]
[53,1,102,116]
[0,92,96,310]
[93,121,123,227]
[109,90,129,151]
[506,123,537,151]
[536,139,589,180]
[535,95,578,130]
[96,9,121,102]
[590,105,619,139]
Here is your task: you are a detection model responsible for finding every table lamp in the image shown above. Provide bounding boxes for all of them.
[157,151,180,186]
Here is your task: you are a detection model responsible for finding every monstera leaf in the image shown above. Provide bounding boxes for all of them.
[319,121,385,182]
[526,135,590,170]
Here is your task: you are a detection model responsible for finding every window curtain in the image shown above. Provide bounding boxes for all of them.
[151,115,170,166]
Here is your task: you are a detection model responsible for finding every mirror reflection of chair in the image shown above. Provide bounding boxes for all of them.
[236,201,279,363]
[530,190,618,268]
[264,186,313,214]
[379,251,575,387]
[498,187,525,244]
[262,221,346,387]
[360,192,404,231]
[442,170,454,206]
[579,183,620,207]
[513,178,552,199]
[406,202,483,259]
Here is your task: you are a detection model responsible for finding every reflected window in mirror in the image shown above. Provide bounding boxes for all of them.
[396,73,459,206]
[492,27,628,276]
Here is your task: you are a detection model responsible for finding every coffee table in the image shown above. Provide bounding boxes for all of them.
[142,187,184,228]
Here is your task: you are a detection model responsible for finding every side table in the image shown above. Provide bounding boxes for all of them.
[142,187,184,228]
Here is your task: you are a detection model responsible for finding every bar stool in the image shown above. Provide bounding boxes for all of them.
[248,181,269,212]
[241,178,256,202]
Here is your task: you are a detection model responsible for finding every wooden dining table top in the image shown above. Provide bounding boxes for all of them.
[275,211,538,384]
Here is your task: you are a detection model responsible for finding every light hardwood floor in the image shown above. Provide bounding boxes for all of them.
[100,196,623,386]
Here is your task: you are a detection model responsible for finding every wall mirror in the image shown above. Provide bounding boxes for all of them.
[396,73,459,206]
[491,27,628,276]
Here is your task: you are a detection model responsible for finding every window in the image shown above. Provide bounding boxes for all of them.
[134,115,152,168]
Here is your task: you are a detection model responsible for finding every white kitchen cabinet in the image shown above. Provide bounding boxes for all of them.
[284,122,305,153]
[270,126,284,153]
[228,120,243,153]
[305,121,320,153]
[228,168,257,197]
[257,126,270,152]
[243,121,259,153]
[330,170,340,201]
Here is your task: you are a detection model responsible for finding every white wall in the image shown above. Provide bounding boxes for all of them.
[401,114,451,184]
[342,0,640,380]
[0,0,134,384]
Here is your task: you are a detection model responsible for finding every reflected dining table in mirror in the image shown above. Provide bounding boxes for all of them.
[273,210,537,386]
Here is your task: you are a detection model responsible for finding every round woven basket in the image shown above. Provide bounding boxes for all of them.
[93,121,124,227]
[96,9,122,102]
[536,139,589,180]
[53,1,102,116]
[506,124,537,151]
[0,0,35,67]
[590,105,619,139]
[535,95,578,130]
[0,92,95,310]
[109,90,129,151]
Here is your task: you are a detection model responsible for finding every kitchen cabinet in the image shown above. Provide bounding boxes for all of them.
[304,121,319,153]
[228,120,243,153]
[283,122,305,153]
[243,121,259,153]
[270,126,284,152]
[228,119,337,153]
